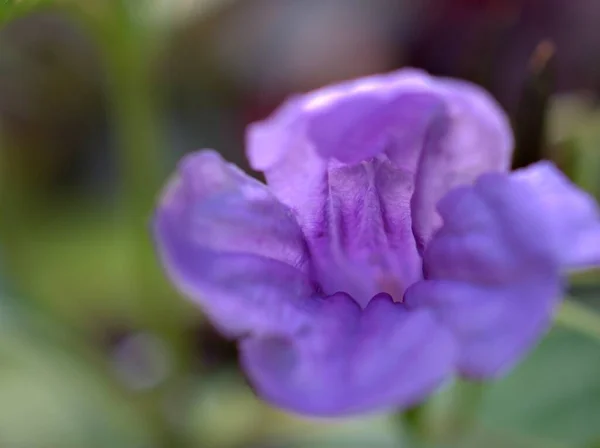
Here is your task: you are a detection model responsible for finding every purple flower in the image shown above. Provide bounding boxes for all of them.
[153,69,600,416]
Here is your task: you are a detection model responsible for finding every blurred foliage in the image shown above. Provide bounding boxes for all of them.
[0,0,55,23]
[0,0,599,447]
[548,94,600,200]
[0,310,158,448]
[483,328,600,447]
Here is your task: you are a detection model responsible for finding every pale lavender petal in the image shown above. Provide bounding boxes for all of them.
[246,69,513,306]
[306,91,444,166]
[153,150,316,337]
[405,173,562,378]
[513,161,600,270]
[240,293,456,416]
[246,70,445,305]
[411,79,514,251]
[246,69,444,217]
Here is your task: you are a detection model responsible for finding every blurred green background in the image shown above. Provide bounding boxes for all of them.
[0,0,599,447]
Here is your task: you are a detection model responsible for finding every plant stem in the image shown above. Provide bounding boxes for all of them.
[399,379,485,447]
[401,401,435,447]
[439,380,486,442]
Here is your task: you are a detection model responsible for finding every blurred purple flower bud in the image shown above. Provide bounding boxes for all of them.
[153,69,600,416]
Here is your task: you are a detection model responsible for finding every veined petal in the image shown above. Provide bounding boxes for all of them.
[240,293,456,416]
[513,161,600,270]
[153,150,316,337]
[405,173,562,378]
[246,69,512,306]
[246,71,439,305]
[306,156,422,307]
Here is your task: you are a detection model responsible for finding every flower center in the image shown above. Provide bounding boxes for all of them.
[376,274,406,303]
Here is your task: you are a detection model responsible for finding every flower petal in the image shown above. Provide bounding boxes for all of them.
[240,293,456,416]
[247,70,443,305]
[411,79,514,251]
[513,161,600,270]
[153,150,316,337]
[246,69,444,217]
[305,156,423,306]
[405,173,562,378]
[246,69,512,305]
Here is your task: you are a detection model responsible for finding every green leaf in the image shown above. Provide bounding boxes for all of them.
[482,327,600,446]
